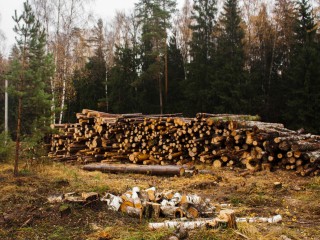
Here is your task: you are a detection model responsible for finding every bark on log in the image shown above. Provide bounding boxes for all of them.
[83,163,185,176]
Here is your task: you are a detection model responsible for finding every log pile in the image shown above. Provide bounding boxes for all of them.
[48,109,320,176]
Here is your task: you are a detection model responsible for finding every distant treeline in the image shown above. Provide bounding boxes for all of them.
[1,0,320,136]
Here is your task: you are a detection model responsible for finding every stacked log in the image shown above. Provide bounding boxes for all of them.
[48,110,320,176]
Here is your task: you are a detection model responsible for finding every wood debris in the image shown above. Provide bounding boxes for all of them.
[148,213,282,230]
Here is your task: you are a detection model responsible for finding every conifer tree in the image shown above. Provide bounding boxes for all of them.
[185,0,217,115]
[166,34,185,112]
[135,0,176,114]
[108,45,139,113]
[214,0,246,113]
[284,0,320,132]
[9,0,54,175]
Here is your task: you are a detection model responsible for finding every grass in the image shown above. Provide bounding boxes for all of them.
[306,176,320,190]
[96,225,174,240]
[0,162,319,239]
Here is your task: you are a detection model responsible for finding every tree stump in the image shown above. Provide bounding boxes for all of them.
[218,209,237,229]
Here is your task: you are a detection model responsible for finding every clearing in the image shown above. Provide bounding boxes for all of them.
[0,162,319,240]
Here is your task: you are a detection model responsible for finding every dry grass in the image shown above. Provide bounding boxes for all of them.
[0,161,319,239]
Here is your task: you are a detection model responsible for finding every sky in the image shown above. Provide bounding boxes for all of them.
[0,0,184,56]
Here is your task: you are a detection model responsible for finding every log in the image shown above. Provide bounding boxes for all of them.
[304,150,320,163]
[184,206,199,219]
[213,160,223,168]
[149,214,282,230]
[148,219,215,230]
[81,192,99,201]
[199,114,260,123]
[246,158,261,171]
[291,141,320,152]
[48,109,320,177]
[83,163,185,176]
[144,202,161,219]
[160,206,185,218]
[236,214,282,223]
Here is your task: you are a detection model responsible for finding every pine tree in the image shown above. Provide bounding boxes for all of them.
[284,0,320,132]
[135,0,176,114]
[214,0,246,113]
[8,0,54,175]
[185,0,217,115]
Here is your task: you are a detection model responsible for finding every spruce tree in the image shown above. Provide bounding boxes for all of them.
[166,34,185,112]
[185,0,217,115]
[9,0,54,175]
[284,0,320,132]
[214,0,246,113]
[108,45,140,113]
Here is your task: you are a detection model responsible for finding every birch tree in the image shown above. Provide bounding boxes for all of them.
[31,0,92,124]
[175,0,193,77]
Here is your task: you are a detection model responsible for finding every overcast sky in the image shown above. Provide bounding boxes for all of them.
[0,0,184,56]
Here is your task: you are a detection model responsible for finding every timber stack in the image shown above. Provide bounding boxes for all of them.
[48,109,320,177]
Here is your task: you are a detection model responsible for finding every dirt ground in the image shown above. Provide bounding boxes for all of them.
[0,161,319,240]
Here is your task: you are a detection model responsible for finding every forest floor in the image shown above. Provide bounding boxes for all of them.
[0,161,319,240]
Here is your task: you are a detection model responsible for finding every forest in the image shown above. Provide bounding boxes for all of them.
[0,0,320,142]
[1,1,320,239]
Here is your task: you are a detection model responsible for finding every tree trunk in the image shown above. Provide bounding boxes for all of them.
[83,163,185,176]
[59,61,66,124]
[4,79,8,133]
[50,76,56,124]
[14,96,22,176]
[159,74,163,114]
[52,0,61,124]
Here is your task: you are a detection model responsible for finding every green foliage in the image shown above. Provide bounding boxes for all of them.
[135,0,177,114]
[0,132,14,162]
[213,0,246,114]
[108,45,140,113]
[166,34,185,112]
[15,0,317,134]
[90,185,110,194]
[21,128,50,161]
[283,0,320,132]
[184,0,217,115]
[8,0,54,136]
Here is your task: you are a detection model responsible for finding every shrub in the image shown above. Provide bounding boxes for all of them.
[0,131,14,162]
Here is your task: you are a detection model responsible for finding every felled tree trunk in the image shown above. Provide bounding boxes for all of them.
[83,163,185,176]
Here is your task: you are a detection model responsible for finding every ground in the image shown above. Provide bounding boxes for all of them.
[0,161,319,240]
